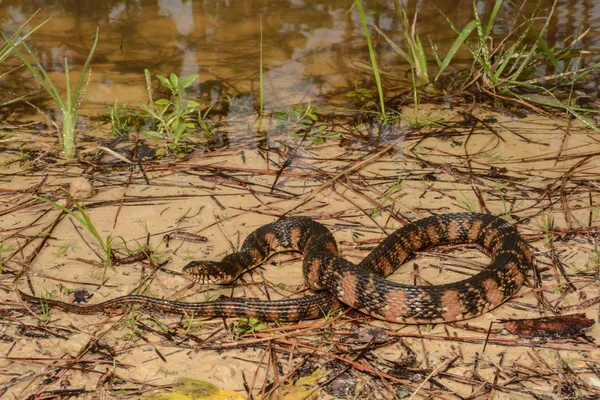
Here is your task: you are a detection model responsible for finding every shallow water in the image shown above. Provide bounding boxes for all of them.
[1,0,599,112]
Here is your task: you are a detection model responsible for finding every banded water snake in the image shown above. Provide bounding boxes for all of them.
[18,213,533,323]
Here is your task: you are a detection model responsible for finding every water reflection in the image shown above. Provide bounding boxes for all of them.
[0,0,598,110]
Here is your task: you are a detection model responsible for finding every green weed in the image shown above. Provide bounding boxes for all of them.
[345,88,373,104]
[53,243,78,258]
[480,150,504,162]
[141,70,208,153]
[0,241,16,274]
[109,100,140,136]
[39,289,57,322]
[119,308,143,341]
[273,101,331,144]
[236,317,267,334]
[494,182,511,221]
[451,183,478,213]
[440,0,600,129]
[593,205,600,221]
[372,175,406,217]
[320,306,340,323]
[33,192,129,273]
[539,211,554,248]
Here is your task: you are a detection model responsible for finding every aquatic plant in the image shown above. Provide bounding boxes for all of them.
[361,0,599,130]
[141,70,202,153]
[3,27,99,158]
[355,0,386,117]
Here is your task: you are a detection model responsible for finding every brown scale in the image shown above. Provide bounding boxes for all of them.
[18,213,533,324]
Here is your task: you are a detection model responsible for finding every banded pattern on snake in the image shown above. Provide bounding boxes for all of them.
[18,213,533,324]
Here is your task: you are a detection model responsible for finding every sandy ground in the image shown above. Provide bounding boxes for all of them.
[1,105,599,399]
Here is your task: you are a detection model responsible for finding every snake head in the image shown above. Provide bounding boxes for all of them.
[182,261,235,284]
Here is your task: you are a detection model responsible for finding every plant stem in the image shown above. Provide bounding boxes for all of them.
[355,0,386,117]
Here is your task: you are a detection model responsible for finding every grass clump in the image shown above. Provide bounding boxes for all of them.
[443,0,599,130]
[3,27,99,158]
[359,0,599,129]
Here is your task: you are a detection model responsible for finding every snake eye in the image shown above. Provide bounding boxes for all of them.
[182,261,233,284]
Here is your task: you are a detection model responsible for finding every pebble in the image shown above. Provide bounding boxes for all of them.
[62,333,92,357]
[69,177,95,199]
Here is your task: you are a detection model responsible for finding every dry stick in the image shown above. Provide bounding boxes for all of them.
[249,345,270,400]
[336,178,410,225]
[266,343,282,399]
[269,135,304,192]
[13,205,69,283]
[559,155,592,230]
[409,357,454,400]
[0,369,59,394]
[3,205,56,272]
[112,158,136,229]
[261,356,309,399]
[308,336,381,398]
[285,144,395,214]
[331,183,389,235]
[484,90,551,117]
[271,339,450,400]
[389,332,597,351]
[460,113,485,189]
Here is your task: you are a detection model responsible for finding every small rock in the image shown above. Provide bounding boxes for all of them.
[69,177,95,199]
[211,364,236,383]
[62,333,92,357]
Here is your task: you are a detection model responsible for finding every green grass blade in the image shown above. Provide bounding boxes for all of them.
[435,19,477,81]
[32,194,108,252]
[0,11,48,63]
[74,27,99,107]
[259,15,264,120]
[413,34,428,80]
[355,0,385,116]
[484,0,504,36]
[64,58,71,112]
[1,33,65,110]
[372,25,412,66]
[509,0,560,71]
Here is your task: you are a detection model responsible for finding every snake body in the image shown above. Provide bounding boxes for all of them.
[19,213,533,323]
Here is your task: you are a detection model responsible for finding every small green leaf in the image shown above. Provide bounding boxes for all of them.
[157,74,171,88]
[179,75,198,89]
[143,131,164,139]
[169,73,179,88]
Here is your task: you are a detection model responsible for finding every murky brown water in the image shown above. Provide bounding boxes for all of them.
[1,0,599,113]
